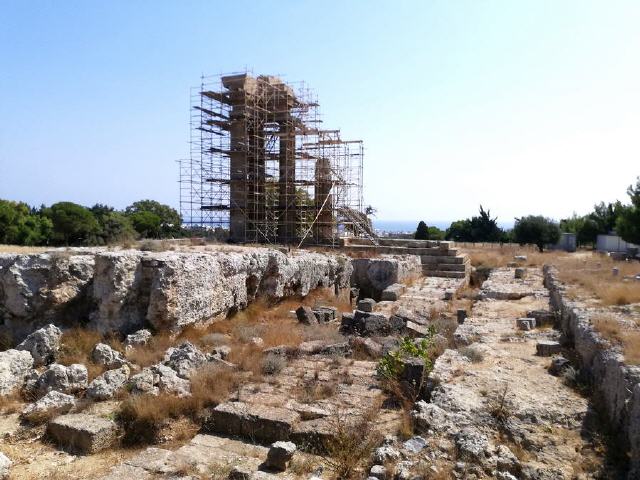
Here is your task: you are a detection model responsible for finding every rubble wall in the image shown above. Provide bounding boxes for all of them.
[0,249,353,340]
[543,265,640,476]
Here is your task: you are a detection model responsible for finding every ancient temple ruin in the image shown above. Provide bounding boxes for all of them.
[179,73,373,245]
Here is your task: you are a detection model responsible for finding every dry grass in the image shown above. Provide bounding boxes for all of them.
[591,314,640,365]
[555,255,640,306]
[0,244,51,253]
[57,327,106,380]
[296,370,338,404]
[117,363,241,445]
[463,244,557,268]
[0,391,24,414]
[322,401,383,479]
[125,331,174,367]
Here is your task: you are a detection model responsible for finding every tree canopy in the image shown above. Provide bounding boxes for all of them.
[445,206,504,242]
[513,215,560,252]
[616,177,640,245]
[414,221,429,240]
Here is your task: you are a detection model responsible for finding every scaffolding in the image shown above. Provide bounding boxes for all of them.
[179,72,372,246]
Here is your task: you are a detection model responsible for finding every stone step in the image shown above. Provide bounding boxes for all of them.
[420,255,467,265]
[423,270,468,279]
[204,401,300,445]
[421,263,468,272]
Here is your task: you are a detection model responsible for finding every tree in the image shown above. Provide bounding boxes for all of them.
[445,206,503,242]
[0,200,52,246]
[589,201,624,234]
[445,219,473,242]
[616,177,640,245]
[513,215,560,252]
[99,211,137,244]
[125,200,181,238]
[48,202,100,245]
[559,213,599,246]
[415,221,429,240]
[428,226,445,240]
[129,210,162,238]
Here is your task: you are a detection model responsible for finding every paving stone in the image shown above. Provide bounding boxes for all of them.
[47,413,118,454]
[206,401,300,444]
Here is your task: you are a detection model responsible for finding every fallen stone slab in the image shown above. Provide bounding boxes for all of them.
[47,413,119,454]
[381,283,405,301]
[516,318,536,331]
[125,329,152,349]
[536,340,562,357]
[206,401,300,444]
[265,441,297,471]
[340,312,355,332]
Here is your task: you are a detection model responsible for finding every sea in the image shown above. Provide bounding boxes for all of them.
[373,220,450,234]
[373,219,515,234]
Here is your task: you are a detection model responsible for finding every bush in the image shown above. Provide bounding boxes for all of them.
[445,205,503,243]
[48,202,100,246]
[512,215,560,252]
[377,333,436,381]
[261,353,286,375]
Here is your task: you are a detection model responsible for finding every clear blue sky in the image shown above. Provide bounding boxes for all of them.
[1,1,639,224]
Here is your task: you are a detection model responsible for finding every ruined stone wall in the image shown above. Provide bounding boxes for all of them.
[0,248,353,341]
[544,265,640,476]
[350,255,422,300]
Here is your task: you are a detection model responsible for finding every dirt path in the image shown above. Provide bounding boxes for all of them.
[412,267,614,479]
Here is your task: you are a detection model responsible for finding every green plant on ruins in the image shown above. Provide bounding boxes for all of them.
[377,329,437,381]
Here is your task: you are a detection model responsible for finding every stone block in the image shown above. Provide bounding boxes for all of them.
[357,298,376,312]
[340,312,355,333]
[536,340,562,357]
[290,418,336,453]
[526,310,556,326]
[47,413,118,454]
[514,268,526,279]
[406,321,429,337]
[381,283,405,301]
[516,318,536,331]
[207,402,300,444]
[443,290,455,300]
[295,306,318,325]
[265,441,297,471]
[456,309,467,325]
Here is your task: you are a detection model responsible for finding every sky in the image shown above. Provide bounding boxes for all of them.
[1,1,639,225]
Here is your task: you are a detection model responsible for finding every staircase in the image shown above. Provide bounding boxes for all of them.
[342,238,470,280]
